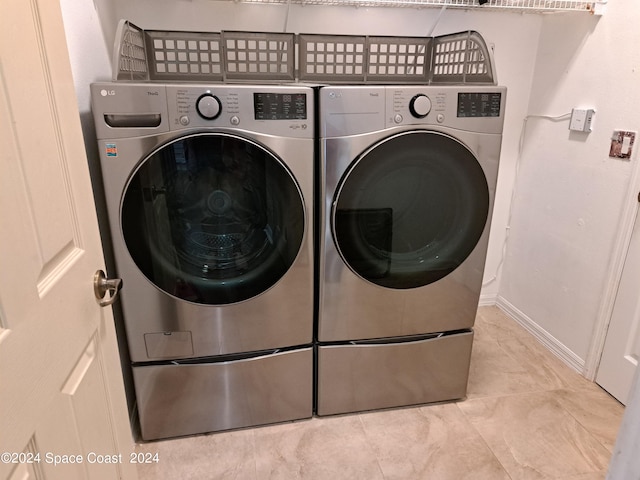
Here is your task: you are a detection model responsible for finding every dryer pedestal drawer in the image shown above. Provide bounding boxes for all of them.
[316,331,473,416]
[133,347,313,440]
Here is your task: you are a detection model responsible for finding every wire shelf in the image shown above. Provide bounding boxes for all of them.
[232,0,603,13]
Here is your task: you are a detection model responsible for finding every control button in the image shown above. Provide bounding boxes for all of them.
[437,113,445,123]
[394,114,403,124]
[196,94,221,120]
[230,116,240,126]
[179,115,190,126]
[409,94,432,119]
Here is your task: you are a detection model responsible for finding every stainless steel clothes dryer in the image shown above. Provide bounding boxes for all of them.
[317,85,505,416]
[91,82,314,440]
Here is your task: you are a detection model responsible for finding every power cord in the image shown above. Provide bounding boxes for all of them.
[482,112,571,288]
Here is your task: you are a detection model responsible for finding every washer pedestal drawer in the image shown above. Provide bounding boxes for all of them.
[316,331,473,416]
[133,347,313,440]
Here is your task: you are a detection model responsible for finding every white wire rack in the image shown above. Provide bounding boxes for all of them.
[232,0,604,13]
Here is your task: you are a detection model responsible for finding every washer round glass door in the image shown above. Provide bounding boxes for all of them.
[332,130,489,289]
[121,133,305,305]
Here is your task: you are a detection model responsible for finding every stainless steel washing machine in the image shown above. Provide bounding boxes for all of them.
[91,82,314,440]
[317,85,506,415]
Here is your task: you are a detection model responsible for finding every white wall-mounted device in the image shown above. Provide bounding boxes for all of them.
[569,108,595,132]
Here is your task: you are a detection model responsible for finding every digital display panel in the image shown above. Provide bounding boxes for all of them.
[254,93,307,120]
[457,93,502,118]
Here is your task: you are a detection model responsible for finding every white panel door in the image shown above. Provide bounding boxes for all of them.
[597,200,640,405]
[0,1,137,479]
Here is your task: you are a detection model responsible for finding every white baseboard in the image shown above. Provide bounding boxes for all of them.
[478,292,498,307]
[495,296,585,374]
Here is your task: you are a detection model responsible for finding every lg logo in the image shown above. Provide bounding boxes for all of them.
[100,89,116,97]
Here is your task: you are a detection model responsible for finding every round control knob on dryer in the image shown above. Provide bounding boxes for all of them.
[196,94,222,120]
[409,94,432,119]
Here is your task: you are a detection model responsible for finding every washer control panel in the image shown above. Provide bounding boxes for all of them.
[254,92,307,120]
[91,82,314,139]
[166,85,312,138]
[196,93,222,120]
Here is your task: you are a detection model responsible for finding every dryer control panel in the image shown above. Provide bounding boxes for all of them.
[457,92,502,118]
[384,86,506,134]
[319,85,506,138]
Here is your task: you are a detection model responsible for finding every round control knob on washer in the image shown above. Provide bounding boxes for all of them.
[196,94,222,120]
[409,94,432,119]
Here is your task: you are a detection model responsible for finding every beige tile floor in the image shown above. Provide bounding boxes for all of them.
[135,306,624,480]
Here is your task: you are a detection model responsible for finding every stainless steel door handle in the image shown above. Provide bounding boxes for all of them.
[94,270,123,307]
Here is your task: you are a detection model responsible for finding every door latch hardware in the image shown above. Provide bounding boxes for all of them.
[93,270,123,307]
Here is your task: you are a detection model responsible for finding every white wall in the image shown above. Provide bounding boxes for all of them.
[59,0,112,148]
[498,1,640,369]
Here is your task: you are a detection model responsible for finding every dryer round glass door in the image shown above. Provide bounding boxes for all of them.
[332,130,489,289]
[121,133,305,305]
